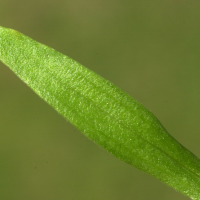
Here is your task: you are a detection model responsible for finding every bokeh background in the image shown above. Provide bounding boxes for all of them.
[0,0,200,199]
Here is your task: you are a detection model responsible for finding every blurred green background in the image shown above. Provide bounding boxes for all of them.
[0,0,200,199]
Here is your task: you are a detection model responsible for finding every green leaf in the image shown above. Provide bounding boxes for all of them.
[0,26,200,199]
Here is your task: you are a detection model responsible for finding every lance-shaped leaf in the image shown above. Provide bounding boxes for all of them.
[0,26,200,199]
